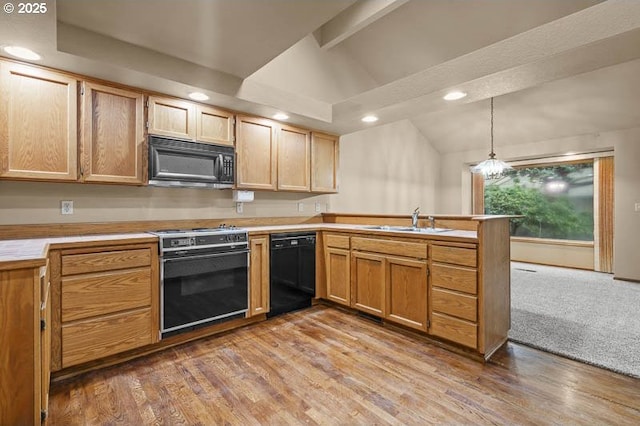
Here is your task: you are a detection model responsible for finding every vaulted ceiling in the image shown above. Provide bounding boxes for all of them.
[2,0,640,154]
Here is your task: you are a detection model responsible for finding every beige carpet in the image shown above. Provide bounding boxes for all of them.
[509,262,640,378]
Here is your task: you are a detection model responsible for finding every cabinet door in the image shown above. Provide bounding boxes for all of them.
[148,96,196,140]
[386,256,428,332]
[249,235,270,316]
[40,267,51,421]
[311,132,339,193]
[236,115,277,190]
[0,61,78,181]
[81,82,145,184]
[0,267,41,425]
[277,124,310,192]
[351,251,385,317]
[196,105,234,146]
[325,247,351,306]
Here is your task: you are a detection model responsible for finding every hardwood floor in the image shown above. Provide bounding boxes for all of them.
[48,305,640,425]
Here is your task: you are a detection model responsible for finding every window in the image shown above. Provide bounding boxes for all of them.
[483,161,594,241]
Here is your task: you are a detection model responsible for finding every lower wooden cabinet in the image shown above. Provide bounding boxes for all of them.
[325,246,351,306]
[349,237,429,331]
[249,235,270,316]
[52,243,159,370]
[386,255,427,332]
[429,243,479,349]
[351,251,386,317]
[0,263,50,425]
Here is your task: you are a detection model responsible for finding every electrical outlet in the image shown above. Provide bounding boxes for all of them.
[61,200,73,215]
[236,202,243,214]
[315,202,321,213]
[298,202,304,213]
[635,202,640,212]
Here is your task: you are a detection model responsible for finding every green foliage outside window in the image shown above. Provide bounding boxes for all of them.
[484,163,594,241]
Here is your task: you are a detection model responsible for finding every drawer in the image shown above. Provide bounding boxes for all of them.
[325,234,350,249]
[62,248,151,275]
[431,288,477,322]
[431,263,477,294]
[352,237,427,259]
[431,245,477,267]
[430,312,477,349]
[62,268,151,322]
[62,307,152,368]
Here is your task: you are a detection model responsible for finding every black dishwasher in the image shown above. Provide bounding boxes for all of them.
[268,232,316,318]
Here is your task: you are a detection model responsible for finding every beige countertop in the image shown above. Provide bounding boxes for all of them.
[0,233,156,271]
[248,223,477,241]
[0,224,478,271]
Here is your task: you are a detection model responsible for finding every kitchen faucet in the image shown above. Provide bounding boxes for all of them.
[411,207,420,228]
[428,216,435,230]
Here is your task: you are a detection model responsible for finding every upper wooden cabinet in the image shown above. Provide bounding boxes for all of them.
[311,132,339,193]
[148,96,234,146]
[148,96,196,140]
[81,82,145,185]
[236,115,278,190]
[0,61,78,181]
[277,124,310,191]
[196,104,234,146]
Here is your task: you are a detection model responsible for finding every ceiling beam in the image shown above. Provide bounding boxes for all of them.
[314,0,410,50]
[331,0,640,130]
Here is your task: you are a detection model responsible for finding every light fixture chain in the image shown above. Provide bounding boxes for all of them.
[490,97,495,157]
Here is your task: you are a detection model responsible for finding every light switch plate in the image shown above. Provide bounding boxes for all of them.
[61,200,73,215]
[315,202,321,213]
[298,202,304,213]
[635,202,640,212]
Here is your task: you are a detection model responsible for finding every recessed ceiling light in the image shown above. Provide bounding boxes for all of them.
[273,113,289,120]
[443,91,467,101]
[361,115,378,123]
[3,46,41,61]
[188,92,209,101]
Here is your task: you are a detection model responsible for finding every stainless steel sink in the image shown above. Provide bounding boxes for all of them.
[361,225,451,233]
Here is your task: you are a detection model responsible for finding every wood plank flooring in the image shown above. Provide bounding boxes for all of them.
[48,305,640,425]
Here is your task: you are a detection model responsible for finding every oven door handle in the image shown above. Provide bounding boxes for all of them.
[163,249,250,263]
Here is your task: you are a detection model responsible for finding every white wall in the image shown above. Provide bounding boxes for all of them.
[438,127,640,281]
[0,182,331,225]
[329,120,440,215]
[613,131,640,281]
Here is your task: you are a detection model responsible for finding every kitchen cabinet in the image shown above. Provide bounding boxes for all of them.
[53,243,158,369]
[40,262,51,421]
[429,244,479,349]
[0,60,78,181]
[249,235,270,317]
[386,255,428,332]
[196,104,235,146]
[351,250,386,317]
[235,115,278,190]
[147,96,196,140]
[351,236,428,329]
[0,262,50,425]
[311,132,339,193]
[277,124,310,191]
[80,81,145,184]
[148,96,235,146]
[323,233,351,306]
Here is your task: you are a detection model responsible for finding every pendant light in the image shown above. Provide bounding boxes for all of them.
[471,97,513,179]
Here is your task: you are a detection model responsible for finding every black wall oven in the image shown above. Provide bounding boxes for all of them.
[152,228,249,338]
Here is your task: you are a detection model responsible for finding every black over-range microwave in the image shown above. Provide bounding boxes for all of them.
[148,135,235,189]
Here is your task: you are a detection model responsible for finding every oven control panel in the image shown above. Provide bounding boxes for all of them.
[170,237,196,248]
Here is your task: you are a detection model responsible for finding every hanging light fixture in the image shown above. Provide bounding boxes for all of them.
[471,97,513,179]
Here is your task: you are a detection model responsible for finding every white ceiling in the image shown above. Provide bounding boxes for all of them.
[1,0,640,154]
